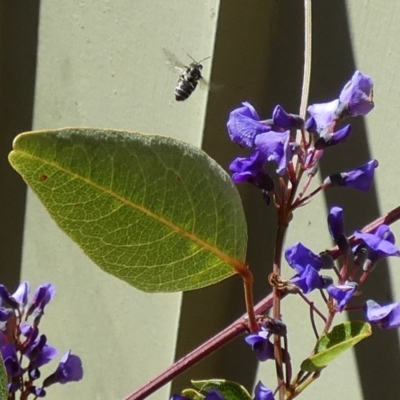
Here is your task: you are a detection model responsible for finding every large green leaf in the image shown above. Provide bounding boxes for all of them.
[9,128,247,292]
[301,321,371,372]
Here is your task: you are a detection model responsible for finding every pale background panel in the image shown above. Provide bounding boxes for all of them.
[259,2,400,399]
[21,0,220,399]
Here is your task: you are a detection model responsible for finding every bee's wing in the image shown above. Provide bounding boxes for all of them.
[199,76,210,88]
[199,76,223,92]
[162,48,186,72]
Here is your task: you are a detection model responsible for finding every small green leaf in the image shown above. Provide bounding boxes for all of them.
[192,379,252,400]
[0,353,8,400]
[9,128,247,292]
[301,321,371,372]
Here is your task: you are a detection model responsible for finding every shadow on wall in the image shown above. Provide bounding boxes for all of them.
[172,0,304,395]
[173,1,400,399]
[312,2,400,400]
[0,1,40,289]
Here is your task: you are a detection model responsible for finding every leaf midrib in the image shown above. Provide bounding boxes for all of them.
[13,150,244,271]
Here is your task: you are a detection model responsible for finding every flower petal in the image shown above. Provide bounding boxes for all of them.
[307,99,339,132]
[229,150,267,184]
[328,207,344,242]
[365,300,400,329]
[227,102,269,147]
[339,71,374,116]
[327,282,357,312]
[285,243,322,274]
[291,265,326,294]
[255,130,291,175]
[324,160,378,192]
[254,381,275,400]
[354,225,400,261]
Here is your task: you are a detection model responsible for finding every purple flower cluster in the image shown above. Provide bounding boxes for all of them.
[227,69,400,395]
[0,282,83,397]
[227,71,377,201]
[284,206,400,313]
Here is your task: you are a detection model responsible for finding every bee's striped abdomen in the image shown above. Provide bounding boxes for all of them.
[174,78,198,101]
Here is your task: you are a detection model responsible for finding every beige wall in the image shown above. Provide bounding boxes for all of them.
[23,1,218,399]
[1,1,400,399]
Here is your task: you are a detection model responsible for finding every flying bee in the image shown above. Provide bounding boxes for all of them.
[162,48,211,101]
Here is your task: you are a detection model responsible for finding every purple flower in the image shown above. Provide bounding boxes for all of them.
[20,323,39,351]
[229,150,267,183]
[1,344,22,377]
[254,381,275,400]
[291,265,332,294]
[272,105,303,130]
[27,283,55,324]
[245,328,275,362]
[328,207,344,243]
[285,243,323,273]
[327,282,357,311]
[12,282,30,308]
[324,159,378,192]
[307,71,373,133]
[305,117,317,134]
[354,225,400,263]
[8,382,21,394]
[0,282,30,310]
[227,102,270,147]
[20,323,38,337]
[25,335,58,369]
[229,151,275,192]
[43,350,83,387]
[255,130,291,175]
[286,242,332,293]
[339,71,374,117]
[0,309,12,323]
[29,387,46,397]
[327,206,349,252]
[307,99,339,132]
[315,124,351,150]
[365,300,400,329]
[31,283,55,311]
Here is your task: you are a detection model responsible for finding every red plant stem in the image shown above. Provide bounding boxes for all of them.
[291,184,325,210]
[297,291,327,323]
[340,251,349,283]
[359,271,369,285]
[124,293,274,400]
[344,305,364,312]
[272,223,287,399]
[321,310,336,335]
[296,173,314,201]
[309,302,319,339]
[283,334,292,385]
[362,204,400,232]
[241,267,258,333]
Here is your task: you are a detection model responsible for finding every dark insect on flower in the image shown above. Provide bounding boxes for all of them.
[162,48,211,101]
[258,315,287,336]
